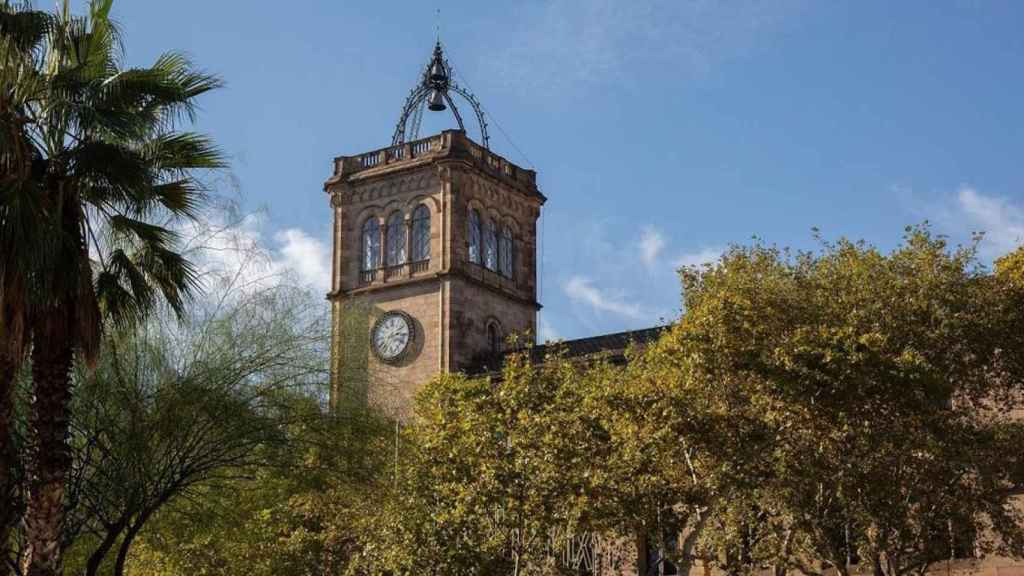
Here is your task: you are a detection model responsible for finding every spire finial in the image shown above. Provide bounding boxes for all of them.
[435,8,441,44]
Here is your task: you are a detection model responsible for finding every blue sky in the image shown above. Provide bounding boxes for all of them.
[91,0,1024,341]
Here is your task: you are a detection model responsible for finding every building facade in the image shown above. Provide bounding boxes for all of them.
[324,127,544,413]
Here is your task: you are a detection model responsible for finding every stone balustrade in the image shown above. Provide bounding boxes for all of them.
[358,259,432,287]
[330,130,537,189]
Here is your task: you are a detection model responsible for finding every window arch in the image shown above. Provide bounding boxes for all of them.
[468,208,481,264]
[361,217,381,271]
[487,322,502,355]
[483,217,497,271]
[385,212,407,267]
[411,204,430,262]
[499,224,513,279]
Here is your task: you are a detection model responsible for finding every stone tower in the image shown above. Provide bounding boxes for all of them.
[324,120,544,413]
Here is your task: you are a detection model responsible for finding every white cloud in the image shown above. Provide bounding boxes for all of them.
[910,185,1024,262]
[179,210,332,297]
[673,246,724,269]
[956,186,1024,259]
[549,221,716,336]
[563,275,645,320]
[639,226,666,269]
[274,228,332,293]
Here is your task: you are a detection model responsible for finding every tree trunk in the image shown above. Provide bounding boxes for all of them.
[113,520,146,576]
[0,352,20,576]
[636,531,651,576]
[84,521,126,576]
[23,316,75,576]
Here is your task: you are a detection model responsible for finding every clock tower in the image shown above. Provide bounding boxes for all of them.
[325,44,545,415]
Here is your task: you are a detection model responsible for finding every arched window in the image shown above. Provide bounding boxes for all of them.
[411,204,430,262]
[499,225,513,279]
[385,212,406,267]
[488,323,502,355]
[483,218,497,271]
[361,217,381,271]
[468,208,481,264]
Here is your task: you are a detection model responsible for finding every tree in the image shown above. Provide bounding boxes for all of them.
[620,336,769,576]
[666,228,1024,576]
[355,349,712,576]
[120,399,391,576]
[1,5,51,565]
[995,246,1024,287]
[0,1,223,574]
[57,284,325,576]
[349,353,600,575]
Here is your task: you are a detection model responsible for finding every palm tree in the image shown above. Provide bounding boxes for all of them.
[1,4,52,569]
[1,2,224,574]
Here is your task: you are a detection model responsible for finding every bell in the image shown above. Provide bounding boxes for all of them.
[427,89,446,111]
[429,60,447,83]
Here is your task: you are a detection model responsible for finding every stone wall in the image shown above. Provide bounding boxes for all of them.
[325,131,543,415]
[447,275,537,371]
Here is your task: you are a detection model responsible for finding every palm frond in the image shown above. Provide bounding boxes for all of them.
[4,0,225,354]
[0,2,52,56]
[107,214,178,247]
[144,132,226,172]
[149,52,224,123]
[137,243,200,319]
[150,179,204,220]
[69,53,223,140]
[72,135,221,220]
[72,139,153,199]
[96,241,200,328]
[95,250,153,329]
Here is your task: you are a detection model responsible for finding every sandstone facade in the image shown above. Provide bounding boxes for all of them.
[325,130,544,415]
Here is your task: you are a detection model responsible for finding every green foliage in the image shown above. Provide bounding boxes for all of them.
[333,300,373,409]
[996,246,1024,289]
[352,356,587,575]
[339,229,1024,576]
[122,401,393,576]
[664,227,1024,576]
[1,0,225,340]
[38,282,331,576]
[2,1,224,573]
[352,351,694,575]
[28,220,1023,576]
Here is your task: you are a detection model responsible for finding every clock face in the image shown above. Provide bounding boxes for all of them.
[372,311,414,363]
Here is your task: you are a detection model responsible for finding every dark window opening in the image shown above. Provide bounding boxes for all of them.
[468,208,481,264]
[411,204,431,262]
[488,323,501,355]
[361,217,381,271]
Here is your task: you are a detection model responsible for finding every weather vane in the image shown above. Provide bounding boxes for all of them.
[391,30,490,149]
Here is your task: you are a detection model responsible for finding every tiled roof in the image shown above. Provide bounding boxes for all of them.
[465,325,670,376]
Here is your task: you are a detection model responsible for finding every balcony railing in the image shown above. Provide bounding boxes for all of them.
[383,265,404,281]
[340,135,443,175]
[358,259,431,286]
[464,260,518,290]
[330,131,538,189]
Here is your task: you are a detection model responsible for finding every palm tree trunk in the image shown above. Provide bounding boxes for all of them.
[23,312,75,576]
[0,352,20,576]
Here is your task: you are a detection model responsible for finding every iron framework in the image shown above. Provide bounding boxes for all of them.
[391,42,490,149]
